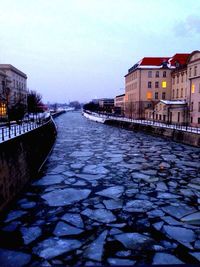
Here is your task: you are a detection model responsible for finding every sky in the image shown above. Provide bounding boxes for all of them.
[0,0,200,103]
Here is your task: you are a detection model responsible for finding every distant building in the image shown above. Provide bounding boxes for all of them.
[114,94,125,115]
[0,64,27,110]
[98,98,114,112]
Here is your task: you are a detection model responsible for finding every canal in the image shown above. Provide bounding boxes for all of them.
[0,111,200,266]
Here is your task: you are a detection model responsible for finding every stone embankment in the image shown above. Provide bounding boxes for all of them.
[106,119,200,147]
[0,117,57,211]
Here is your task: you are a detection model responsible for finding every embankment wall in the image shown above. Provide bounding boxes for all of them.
[106,120,200,147]
[0,119,57,211]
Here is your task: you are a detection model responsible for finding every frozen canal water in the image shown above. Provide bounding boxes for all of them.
[0,111,200,266]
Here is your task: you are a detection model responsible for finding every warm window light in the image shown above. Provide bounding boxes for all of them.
[0,103,7,116]
[146,91,152,100]
[162,81,167,88]
[192,84,195,93]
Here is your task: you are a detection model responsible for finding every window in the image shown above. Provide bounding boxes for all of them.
[148,71,152,78]
[194,66,197,76]
[159,114,162,120]
[155,81,159,88]
[181,88,183,97]
[189,68,191,77]
[181,74,183,83]
[172,77,175,85]
[162,92,166,99]
[191,117,193,123]
[191,102,193,111]
[192,84,195,93]
[148,81,152,88]
[162,81,167,88]
[176,89,179,98]
[163,71,166,78]
[156,71,159,78]
[198,102,200,112]
[146,91,152,100]
[177,75,179,84]
[198,118,200,124]
[172,89,175,98]
[155,92,158,99]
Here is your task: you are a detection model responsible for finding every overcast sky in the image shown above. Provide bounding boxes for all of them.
[0,0,200,103]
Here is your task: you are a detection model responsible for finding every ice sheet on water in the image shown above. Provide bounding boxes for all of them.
[82,165,109,175]
[0,248,31,267]
[5,210,27,223]
[103,199,123,210]
[53,221,84,236]
[83,230,108,261]
[61,213,84,228]
[41,188,91,206]
[115,233,153,250]
[96,186,124,199]
[163,225,196,243]
[33,238,81,259]
[20,226,42,245]
[81,208,116,223]
[33,175,64,186]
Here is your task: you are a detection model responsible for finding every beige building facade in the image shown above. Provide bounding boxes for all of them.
[187,51,200,126]
[125,58,172,119]
[114,94,125,115]
[123,52,200,126]
[0,64,27,110]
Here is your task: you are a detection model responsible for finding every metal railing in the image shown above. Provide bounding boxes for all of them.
[0,117,51,143]
[84,110,200,134]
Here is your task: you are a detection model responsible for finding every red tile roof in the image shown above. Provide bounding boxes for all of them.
[140,57,170,66]
[169,53,190,66]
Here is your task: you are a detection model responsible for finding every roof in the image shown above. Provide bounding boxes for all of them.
[0,64,27,79]
[160,100,186,105]
[126,53,191,76]
[115,94,125,98]
[140,57,170,66]
[169,53,190,66]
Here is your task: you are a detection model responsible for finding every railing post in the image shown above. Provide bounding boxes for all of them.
[2,128,4,141]
[14,125,16,136]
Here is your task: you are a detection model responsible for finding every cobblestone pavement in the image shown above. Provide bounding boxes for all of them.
[0,112,200,266]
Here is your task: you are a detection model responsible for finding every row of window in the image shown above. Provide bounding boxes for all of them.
[172,74,186,85]
[189,65,198,77]
[13,80,26,90]
[148,81,167,88]
[126,71,138,82]
[148,71,167,78]
[146,91,166,100]
[190,102,200,112]
[172,88,185,99]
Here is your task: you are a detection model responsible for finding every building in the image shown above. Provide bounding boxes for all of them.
[153,100,187,124]
[124,57,172,119]
[0,64,27,111]
[98,98,114,112]
[114,94,125,115]
[124,51,200,126]
[187,51,200,126]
